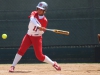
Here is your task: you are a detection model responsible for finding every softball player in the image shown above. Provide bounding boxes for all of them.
[9,1,61,72]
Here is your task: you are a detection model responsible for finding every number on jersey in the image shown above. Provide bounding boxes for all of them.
[33,26,38,31]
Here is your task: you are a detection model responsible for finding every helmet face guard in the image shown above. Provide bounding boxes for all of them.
[36,2,48,11]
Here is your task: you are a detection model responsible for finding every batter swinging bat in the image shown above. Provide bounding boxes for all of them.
[46,28,69,35]
[35,18,70,35]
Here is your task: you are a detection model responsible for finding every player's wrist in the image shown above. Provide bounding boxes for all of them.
[38,27,46,31]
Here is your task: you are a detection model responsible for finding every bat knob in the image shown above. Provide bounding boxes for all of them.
[67,32,70,35]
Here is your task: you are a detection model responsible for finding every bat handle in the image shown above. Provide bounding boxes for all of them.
[45,28,54,31]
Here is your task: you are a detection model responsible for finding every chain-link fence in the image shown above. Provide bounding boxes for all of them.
[0,0,100,47]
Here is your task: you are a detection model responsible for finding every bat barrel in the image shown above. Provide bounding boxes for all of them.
[54,30,69,35]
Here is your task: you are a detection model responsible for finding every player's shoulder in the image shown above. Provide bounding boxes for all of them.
[31,11,38,15]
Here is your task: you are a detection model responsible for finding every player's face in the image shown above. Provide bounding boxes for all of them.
[37,8,45,16]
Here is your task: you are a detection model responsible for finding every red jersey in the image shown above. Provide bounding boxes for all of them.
[27,11,48,36]
[29,11,48,28]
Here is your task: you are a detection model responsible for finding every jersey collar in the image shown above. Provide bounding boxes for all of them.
[38,15,44,19]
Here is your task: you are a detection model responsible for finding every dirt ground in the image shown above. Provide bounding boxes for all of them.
[0,63,100,75]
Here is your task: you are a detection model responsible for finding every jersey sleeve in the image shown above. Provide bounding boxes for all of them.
[43,18,48,28]
[28,11,37,18]
[42,18,48,32]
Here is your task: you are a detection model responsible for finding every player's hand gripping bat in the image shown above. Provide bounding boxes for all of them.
[45,28,69,35]
[35,18,70,35]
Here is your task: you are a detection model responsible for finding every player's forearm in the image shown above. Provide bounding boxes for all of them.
[30,16,41,27]
[30,16,46,31]
[37,27,46,31]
